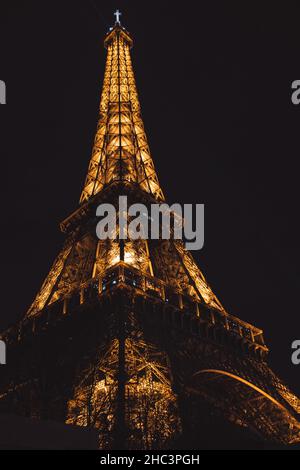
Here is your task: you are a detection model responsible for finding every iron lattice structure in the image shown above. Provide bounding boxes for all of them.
[1,20,300,449]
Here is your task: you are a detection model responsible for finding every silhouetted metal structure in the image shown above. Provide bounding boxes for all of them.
[1,14,300,449]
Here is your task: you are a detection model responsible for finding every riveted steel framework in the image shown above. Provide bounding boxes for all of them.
[0,20,300,449]
[80,26,164,204]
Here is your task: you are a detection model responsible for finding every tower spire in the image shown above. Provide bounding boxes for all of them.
[79,14,164,204]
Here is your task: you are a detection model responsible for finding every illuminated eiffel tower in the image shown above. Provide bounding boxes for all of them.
[1,12,300,449]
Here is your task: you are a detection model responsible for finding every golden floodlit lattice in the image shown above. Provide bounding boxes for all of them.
[2,16,298,449]
[79,26,164,204]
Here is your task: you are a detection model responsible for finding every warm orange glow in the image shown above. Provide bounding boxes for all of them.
[80,28,164,204]
[66,339,181,449]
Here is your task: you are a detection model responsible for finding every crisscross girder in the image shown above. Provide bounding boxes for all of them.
[80,26,164,204]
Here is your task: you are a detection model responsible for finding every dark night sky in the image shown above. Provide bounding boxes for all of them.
[0,1,300,395]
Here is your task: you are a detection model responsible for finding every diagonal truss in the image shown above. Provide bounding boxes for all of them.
[80,25,164,204]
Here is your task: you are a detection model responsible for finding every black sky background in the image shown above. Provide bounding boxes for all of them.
[0,0,300,395]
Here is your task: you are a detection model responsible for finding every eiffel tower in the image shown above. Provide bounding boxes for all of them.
[1,12,300,450]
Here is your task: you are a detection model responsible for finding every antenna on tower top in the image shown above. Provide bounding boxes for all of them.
[114,9,122,25]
